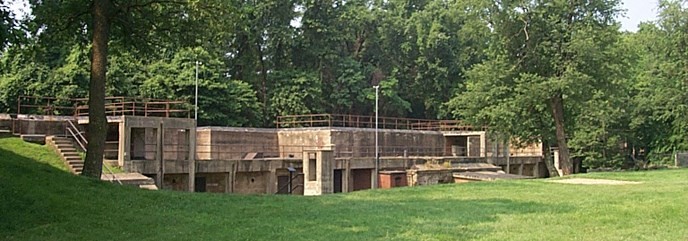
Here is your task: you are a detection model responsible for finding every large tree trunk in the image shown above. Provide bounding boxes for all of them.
[82,0,112,178]
[549,94,573,175]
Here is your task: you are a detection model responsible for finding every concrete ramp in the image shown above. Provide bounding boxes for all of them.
[102,173,158,190]
[453,171,534,182]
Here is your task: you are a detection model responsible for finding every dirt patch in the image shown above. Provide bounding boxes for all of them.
[549,178,642,185]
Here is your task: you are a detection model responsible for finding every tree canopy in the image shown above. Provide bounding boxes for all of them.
[1,0,687,173]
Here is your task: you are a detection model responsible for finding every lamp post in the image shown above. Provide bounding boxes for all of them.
[194,61,200,122]
[373,85,379,189]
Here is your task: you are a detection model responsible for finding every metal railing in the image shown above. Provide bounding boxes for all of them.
[66,119,122,185]
[275,114,486,131]
[17,96,191,118]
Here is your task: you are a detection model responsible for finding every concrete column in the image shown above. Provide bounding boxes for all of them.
[188,125,196,192]
[480,132,487,157]
[534,161,540,177]
[268,163,277,194]
[303,145,334,196]
[155,123,164,188]
[343,160,350,193]
[228,162,237,193]
[117,120,129,167]
[518,163,524,175]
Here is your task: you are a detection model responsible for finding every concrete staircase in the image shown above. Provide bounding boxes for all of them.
[46,136,84,174]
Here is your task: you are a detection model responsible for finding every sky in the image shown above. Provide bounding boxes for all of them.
[7,0,660,32]
[619,0,659,32]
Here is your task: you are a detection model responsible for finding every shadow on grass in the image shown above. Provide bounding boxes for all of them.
[228,194,572,241]
[0,142,573,241]
[0,146,105,236]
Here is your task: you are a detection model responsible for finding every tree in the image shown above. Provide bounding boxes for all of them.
[0,0,18,51]
[446,0,623,175]
[140,47,263,126]
[627,0,688,166]
[29,0,199,178]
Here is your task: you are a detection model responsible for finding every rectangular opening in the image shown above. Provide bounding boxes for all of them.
[308,153,317,181]
[194,176,207,192]
[333,170,343,193]
[352,169,372,191]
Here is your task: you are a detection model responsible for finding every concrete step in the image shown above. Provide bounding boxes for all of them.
[58,148,77,153]
[67,160,83,166]
[64,154,81,159]
[62,152,80,158]
[139,184,158,190]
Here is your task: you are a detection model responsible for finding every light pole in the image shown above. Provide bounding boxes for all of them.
[373,85,379,189]
[194,61,200,122]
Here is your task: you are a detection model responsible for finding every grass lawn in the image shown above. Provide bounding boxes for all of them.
[1,137,687,241]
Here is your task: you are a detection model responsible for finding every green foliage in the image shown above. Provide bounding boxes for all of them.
[3,0,688,168]
[267,70,322,117]
[140,47,262,126]
[626,1,688,165]
[447,0,627,170]
[0,0,17,50]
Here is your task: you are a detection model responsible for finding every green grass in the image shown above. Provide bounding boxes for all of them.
[1,137,687,241]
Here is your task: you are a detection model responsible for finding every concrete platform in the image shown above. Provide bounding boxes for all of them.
[102,172,157,190]
[20,134,46,144]
[453,171,534,182]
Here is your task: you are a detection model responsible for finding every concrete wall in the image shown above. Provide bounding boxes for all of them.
[196,172,229,193]
[277,128,331,158]
[197,127,279,160]
[407,169,454,186]
[510,142,543,156]
[162,174,188,191]
[331,128,445,157]
[234,171,270,194]
[12,119,66,135]
[277,128,445,158]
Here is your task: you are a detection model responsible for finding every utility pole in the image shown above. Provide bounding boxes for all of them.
[195,61,200,121]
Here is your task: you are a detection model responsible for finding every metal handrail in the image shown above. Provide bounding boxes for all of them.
[66,120,122,185]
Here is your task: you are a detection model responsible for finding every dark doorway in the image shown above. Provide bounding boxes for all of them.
[352,169,372,191]
[277,175,290,194]
[333,170,343,193]
[195,176,206,192]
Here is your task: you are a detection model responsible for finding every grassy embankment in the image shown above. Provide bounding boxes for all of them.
[1,137,687,241]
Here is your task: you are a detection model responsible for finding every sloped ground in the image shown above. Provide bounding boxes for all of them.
[1,137,687,241]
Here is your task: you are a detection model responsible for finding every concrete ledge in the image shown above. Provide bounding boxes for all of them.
[21,134,46,145]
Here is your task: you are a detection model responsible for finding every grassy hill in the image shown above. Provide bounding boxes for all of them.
[1,137,687,241]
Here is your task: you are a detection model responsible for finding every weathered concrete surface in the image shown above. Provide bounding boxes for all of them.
[101,172,157,190]
[196,127,279,160]
[13,119,66,135]
[303,149,334,196]
[20,134,46,145]
[453,171,534,182]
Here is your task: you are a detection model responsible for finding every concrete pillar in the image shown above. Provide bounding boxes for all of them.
[155,123,164,188]
[188,125,196,192]
[228,162,237,193]
[303,145,334,196]
[268,163,277,194]
[480,132,487,157]
[534,161,540,177]
[343,160,350,193]
[118,121,130,168]
[518,163,524,175]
